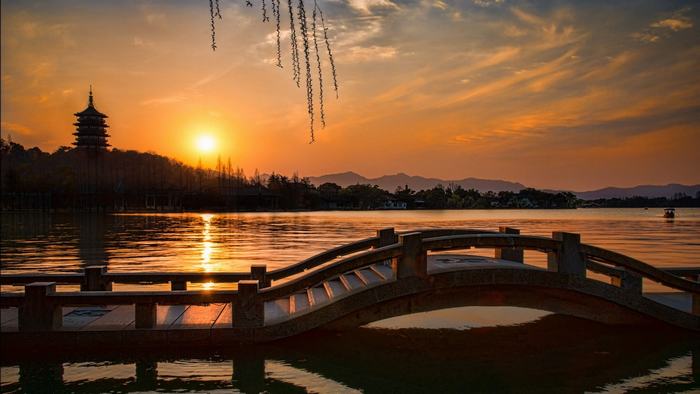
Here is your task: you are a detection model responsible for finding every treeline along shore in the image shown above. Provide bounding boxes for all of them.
[1,139,698,212]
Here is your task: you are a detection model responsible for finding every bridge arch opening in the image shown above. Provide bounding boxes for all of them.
[366,306,551,330]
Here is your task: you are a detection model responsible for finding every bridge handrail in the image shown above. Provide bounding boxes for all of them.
[421,233,561,252]
[266,228,496,281]
[398,228,498,237]
[0,272,252,286]
[0,273,84,285]
[267,237,380,280]
[580,244,700,294]
[0,290,238,308]
[0,228,497,287]
[260,243,403,300]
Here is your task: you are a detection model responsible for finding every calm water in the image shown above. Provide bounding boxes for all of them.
[1,208,700,392]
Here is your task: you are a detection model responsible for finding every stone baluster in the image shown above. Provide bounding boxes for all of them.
[392,232,427,279]
[233,280,264,328]
[251,265,271,288]
[81,266,112,291]
[547,232,585,276]
[19,282,62,331]
[495,227,524,263]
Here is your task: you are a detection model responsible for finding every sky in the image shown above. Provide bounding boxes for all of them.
[1,0,699,191]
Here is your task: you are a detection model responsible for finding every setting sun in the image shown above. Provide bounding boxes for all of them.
[196,135,216,153]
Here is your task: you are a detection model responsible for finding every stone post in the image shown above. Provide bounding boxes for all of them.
[19,282,62,331]
[392,233,427,279]
[495,227,524,263]
[233,280,264,328]
[547,232,585,276]
[81,266,112,291]
[251,265,271,288]
[611,269,643,295]
[376,227,397,247]
[171,280,187,291]
[377,228,396,266]
[135,303,157,329]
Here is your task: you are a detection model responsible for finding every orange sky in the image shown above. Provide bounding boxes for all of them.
[1,0,699,190]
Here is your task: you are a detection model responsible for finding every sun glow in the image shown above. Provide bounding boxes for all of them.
[196,135,216,153]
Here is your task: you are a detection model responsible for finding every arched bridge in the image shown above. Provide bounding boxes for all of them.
[1,227,698,349]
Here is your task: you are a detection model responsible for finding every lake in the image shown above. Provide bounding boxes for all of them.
[1,208,699,392]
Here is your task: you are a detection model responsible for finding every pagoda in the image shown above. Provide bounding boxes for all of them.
[73,86,110,150]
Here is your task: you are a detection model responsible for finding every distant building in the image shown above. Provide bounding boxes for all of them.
[73,86,110,150]
[381,198,407,210]
[73,86,110,210]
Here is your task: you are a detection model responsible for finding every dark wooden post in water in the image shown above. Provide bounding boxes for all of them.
[232,352,266,393]
[135,360,158,390]
[251,265,271,288]
[495,227,523,263]
[135,303,157,329]
[19,362,64,392]
[81,266,112,291]
[233,280,263,327]
[19,282,62,331]
[171,279,187,291]
[547,232,585,276]
[377,227,397,247]
[392,233,427,279]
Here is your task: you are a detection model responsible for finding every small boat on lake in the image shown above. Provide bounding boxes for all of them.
[664,208,675,218]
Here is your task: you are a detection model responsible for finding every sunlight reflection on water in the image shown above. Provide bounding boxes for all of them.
[2,208,699,294]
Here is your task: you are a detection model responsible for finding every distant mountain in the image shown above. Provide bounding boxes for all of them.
[308,172,525,193]
[308,172,700,200]
[575,184,700,200]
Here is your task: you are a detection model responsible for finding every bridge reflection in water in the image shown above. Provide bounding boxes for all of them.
[1,315,698,392]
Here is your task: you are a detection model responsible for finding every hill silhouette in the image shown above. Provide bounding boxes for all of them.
[309,172,526,193]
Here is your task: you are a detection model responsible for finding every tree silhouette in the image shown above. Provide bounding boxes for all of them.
[208,0,339,142]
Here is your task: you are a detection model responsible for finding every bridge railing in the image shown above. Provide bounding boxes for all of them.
[0,228,498,290]
[420,230,699,317]
[2,227,699,332]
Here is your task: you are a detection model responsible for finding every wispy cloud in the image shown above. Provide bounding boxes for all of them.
[633,7,694,43]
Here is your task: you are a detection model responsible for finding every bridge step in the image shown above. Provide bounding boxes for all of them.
[264,263,397,324]
[264,298,290,324]
[357,269,382,285]
[327,280,346,298]
[311,286,330,305]
[342,272,364,290]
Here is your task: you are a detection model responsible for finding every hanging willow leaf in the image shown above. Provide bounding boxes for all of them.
[312,0,325,128]
[273,0,282,68]
[206,0,339,142]
[297,0,315,142]
[288,0,301,87]
[316,4,338,98]
[209,0,217,50]
[262,0,269,22]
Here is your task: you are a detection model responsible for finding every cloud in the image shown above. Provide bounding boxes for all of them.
[133,36,154,47]
[140,94,187,106]
[346,0,399,15]
[631,32,660,43]
[1,121,33,137]
[651,17,693,31]
[634,7,694,43]
[341,45,398,62]
[472,0,505,7]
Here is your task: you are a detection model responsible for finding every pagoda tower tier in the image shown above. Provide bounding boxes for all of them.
[73,86,110,150]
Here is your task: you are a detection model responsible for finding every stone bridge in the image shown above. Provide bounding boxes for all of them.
[1,227,698,349]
